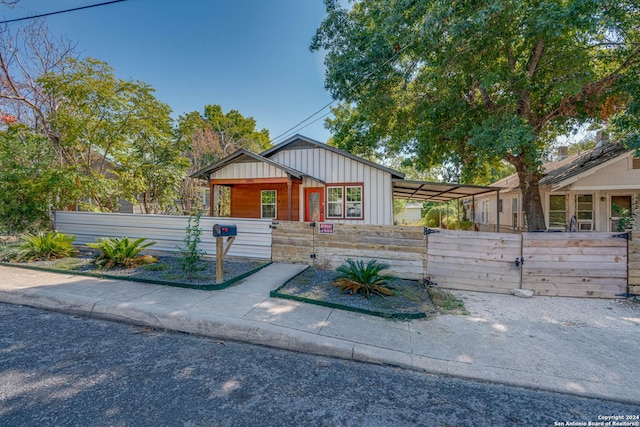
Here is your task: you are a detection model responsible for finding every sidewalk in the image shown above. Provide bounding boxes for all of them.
[1,264,638,404]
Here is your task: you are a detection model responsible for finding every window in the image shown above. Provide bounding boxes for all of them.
[512,197,519,229]
[548,194,566,230]
[261,190,277,219]
[633,157,640,170]
[326,184,364,219]
[345,186,362,218]
[576,194,593,231]
[327,187,343,218]
[481,200,489,223]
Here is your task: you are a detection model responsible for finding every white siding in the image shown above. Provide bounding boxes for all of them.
[55,211,272,259]
[210,162,287,180]
[270,148,393,225]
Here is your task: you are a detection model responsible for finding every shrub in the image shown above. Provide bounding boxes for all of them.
[177,211,207,279]
[88,237,156,270]
[333,259,396,298]
[15,231,78,262]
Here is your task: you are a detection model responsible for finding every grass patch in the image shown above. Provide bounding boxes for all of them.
[49,257,88,271]
[140,262,170,272]
[427,286,468,314]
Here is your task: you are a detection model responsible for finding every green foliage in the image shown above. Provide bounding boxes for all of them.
[87,237,156,270]
[312,0,640,230]
[612,196,639,232]
[36,57,188,213]
[333,259,396,298]
[15,231,78,262]
[177,104,272,215]
[178,211,207,279]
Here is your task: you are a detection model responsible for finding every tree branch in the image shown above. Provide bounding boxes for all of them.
[527,38,544,78]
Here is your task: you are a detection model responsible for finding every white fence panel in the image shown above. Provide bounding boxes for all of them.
[54,211,272,259]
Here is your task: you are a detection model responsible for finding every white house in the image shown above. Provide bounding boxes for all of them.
[472,140,640,232]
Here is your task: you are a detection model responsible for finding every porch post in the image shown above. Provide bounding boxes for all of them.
[472,195,475,229]
[214,181,216,216]
[496,190,501,232]
[287,175,292,221]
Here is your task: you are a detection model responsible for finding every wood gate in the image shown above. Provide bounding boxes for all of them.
[521,232,628,298]
[426,230,522,294]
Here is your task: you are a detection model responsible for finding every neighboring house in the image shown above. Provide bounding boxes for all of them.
[395,202,424,225]
[471,139,640,232]
[192,134,403,225]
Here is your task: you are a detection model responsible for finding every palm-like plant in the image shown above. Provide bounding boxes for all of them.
[87,237,156,270]
[16,231,78,262]
[333,259,396,298]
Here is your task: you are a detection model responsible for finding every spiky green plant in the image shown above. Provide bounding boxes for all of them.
[15,231,78,262]
[87,237,156,270]
[333,259,396,298]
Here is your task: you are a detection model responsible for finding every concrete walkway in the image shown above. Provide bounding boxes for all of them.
[1,264,639,404]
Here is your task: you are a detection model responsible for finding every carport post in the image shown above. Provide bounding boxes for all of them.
[496,190,500,232]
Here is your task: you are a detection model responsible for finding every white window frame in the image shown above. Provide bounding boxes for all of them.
[326,184,364,220]
[345,186,363,219]
[260,190,277,219]
[548,194,567,230]
[576,194,594,231]
[481,200,489,224]
[511,197,519,229]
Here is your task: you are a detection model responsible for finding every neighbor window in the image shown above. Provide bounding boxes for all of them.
[326,184,364,219]
[512,197,519,229]
[548,194,566,230]
[481,200,489,223]
[261,190,277,219]
[576,194,594,231]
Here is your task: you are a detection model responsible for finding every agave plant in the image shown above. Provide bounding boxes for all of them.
[16,231,78,262]
[87,237,157,270]
[333,259,396,298]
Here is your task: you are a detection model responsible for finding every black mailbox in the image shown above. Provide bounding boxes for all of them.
[213,224,237,237]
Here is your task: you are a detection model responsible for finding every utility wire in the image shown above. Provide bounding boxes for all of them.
[0,0,127,25]
[271,13,428,145]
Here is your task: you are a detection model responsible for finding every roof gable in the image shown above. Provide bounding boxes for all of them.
[191,149,304,179]
[261,134,405,180]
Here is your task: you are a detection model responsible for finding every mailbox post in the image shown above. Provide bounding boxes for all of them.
[212,224,237,284]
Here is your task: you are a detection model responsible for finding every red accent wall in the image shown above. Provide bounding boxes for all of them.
[230,183,300,220]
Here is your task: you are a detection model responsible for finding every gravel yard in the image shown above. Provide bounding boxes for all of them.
[274,266,467,318]
[8,250,268,287]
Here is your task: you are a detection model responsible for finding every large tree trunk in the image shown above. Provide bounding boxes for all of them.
[515,166,546,231]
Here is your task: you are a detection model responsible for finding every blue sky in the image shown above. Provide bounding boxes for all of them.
[1,0,335,143]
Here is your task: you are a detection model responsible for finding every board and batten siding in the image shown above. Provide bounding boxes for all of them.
[270,147,393,225]
[54,211,272,259]
[209,162,287,180]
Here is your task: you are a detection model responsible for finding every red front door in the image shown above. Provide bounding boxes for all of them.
[304,188,324,222]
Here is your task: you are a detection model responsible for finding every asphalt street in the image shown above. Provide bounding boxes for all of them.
[1,303,638,427]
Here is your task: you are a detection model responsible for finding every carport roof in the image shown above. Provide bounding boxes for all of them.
[392,179,500,202]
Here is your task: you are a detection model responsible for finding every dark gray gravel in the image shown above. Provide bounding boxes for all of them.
[1,303,638,427]
[24,251,267,286]
[276,267,439,316]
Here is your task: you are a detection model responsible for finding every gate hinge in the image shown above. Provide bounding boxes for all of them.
[613,232,632,241]
[515,257,524,267]
[309,222,316,228]
[310,254,316,259]
[424,227,439,235]
[269,224,277,229]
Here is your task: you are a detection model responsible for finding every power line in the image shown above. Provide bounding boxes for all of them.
[0,0,127,25]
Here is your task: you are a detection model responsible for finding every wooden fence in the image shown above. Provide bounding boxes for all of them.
[271,222,631,298]
[425,230,522,294]
[55,211,273,259]
[271,221,426,280]
[521,232,628,298]
[630,231,640,295]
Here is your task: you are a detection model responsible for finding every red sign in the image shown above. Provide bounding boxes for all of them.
[318,223,334,234]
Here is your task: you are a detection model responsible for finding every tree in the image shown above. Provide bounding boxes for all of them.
[36,57,187,213]
[311,0,640,230]
[177,105,271,214]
